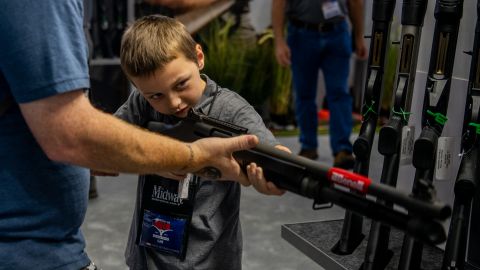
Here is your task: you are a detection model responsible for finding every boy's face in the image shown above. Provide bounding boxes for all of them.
[131,44,206,118]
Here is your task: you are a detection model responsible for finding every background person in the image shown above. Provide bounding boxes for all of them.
[272,0,367,169]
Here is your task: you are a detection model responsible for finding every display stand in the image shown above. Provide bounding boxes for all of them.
[281,219,444,270]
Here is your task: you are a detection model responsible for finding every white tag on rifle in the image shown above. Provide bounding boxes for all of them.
[322,0,343,20]
[178,174,192,199]
[434,137,455,181]
[400,126,415,165]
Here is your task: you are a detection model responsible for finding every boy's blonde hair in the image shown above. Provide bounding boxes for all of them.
[120,15,198,78]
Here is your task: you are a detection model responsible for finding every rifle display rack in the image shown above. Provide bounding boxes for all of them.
[281,219,444,270]
[279,1,480,268]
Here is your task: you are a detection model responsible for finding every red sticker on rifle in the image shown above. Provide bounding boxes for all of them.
[327,168,372,194]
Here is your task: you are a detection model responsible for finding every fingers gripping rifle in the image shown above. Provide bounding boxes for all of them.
[147,109,451,247]
[361,1,429,269]
[442,1,480,269]
[398,1,464,269]
[333,0,397,256]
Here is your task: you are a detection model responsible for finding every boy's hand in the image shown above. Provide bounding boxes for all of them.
[246,145,291,196]
[247,163,286,196]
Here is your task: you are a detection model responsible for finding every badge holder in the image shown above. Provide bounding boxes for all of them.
[137,174,198,260]
[321,0,344,21]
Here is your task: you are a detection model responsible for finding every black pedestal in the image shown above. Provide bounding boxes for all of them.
[281,219,444,270]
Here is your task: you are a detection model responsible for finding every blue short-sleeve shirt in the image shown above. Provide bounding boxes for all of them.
[0,1,91,269]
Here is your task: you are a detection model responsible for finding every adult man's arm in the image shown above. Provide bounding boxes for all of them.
[272,0,291,66]
[347,0,368,59]
[20,90,256,185]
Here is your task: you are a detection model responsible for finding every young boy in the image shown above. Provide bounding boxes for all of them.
[115,15,287,269]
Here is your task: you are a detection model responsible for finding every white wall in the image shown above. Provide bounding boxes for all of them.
[249,0,273,33]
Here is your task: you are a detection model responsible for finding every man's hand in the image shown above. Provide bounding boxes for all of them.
[188,135,259,186]
[355,37,368,60]
[348,0,367,60]
[274,39,291,67]
[272,0,289,66]
[246,145,290,196]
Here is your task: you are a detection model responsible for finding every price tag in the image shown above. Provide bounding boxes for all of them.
[177,174,192,199]
[434,137,455,181]
[400,126,415,165]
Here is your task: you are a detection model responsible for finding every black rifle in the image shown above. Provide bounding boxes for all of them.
[332,0,396,255]
[111,1,127,56]
[442,1,480,269]
[398,1,464,269]
[147,109,451,246]
[466,192,480,269]
[361,1,429,269]
[96,0,114,58]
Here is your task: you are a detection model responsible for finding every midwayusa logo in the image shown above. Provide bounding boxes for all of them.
[152,185,184,206]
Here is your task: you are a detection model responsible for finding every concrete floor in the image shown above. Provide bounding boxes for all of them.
[82,134,382,270]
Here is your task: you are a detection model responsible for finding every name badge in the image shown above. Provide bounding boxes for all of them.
[322,0,343,20]
[138,175,198,259]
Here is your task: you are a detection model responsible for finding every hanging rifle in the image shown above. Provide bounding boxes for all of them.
[442,1,480,269]
[361,1,429,269]
[96,0,114,58]
[466,193,480,269]
[332,0,396,255]
[146,109,451,246]
[112,0,127,56]
[398,0,464,269]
